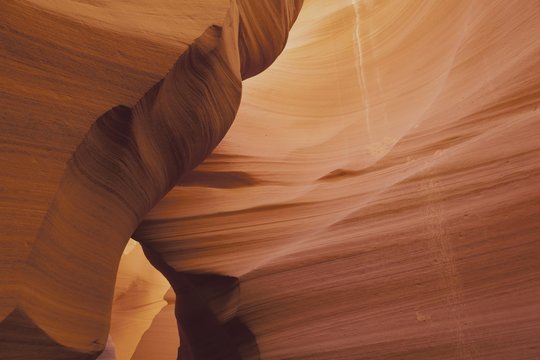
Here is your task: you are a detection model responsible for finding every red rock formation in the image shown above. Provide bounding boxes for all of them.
[134,0,540,358]
[0,1,302,358]
[2,0,540,359]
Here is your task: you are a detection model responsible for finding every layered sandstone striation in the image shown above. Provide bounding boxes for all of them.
[1,0,540,359]
[0,0,301,358]
[135,0,540,358]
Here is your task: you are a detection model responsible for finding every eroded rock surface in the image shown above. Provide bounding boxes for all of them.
[0,0,301,358]
[1,0,539,359]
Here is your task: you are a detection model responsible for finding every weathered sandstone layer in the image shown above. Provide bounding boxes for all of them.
[1,0,540,359]
[134,0,540,359]
[0,1,302,358]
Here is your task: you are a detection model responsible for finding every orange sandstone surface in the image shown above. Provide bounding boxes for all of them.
[1,0,540,359]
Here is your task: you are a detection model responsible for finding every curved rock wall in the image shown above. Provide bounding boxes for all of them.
[1,0,539,359]
[135,0,540,358]
[0,0,302,358]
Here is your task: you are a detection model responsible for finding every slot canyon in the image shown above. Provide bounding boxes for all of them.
[1,0,539,359]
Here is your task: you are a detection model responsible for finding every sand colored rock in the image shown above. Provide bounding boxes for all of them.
[135,0,540,358]
[1,0,539,359]
[0,0,301,358]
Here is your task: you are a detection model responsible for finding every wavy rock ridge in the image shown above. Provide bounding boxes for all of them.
[2,0,540,359]
[133,0,540,359]
[0,1,302,359]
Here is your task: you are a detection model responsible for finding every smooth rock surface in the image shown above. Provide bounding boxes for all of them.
[135,0,540,358]
[1,0,539,359]
[1,0,301,358]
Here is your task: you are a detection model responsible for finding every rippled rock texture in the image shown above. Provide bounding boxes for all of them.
[1,0,540,359]
[0,0,302,358]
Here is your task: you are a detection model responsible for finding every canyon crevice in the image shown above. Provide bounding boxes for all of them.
[1,0,539,359]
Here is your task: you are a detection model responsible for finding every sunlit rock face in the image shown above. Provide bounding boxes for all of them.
[1,0,540,359]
